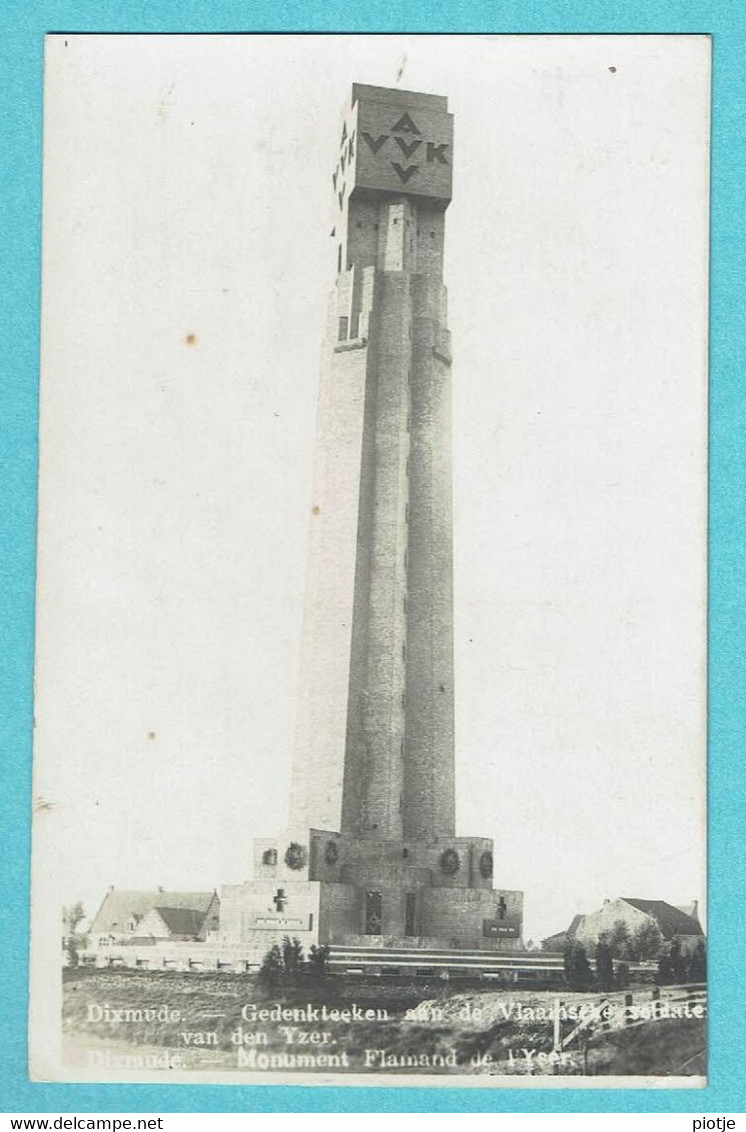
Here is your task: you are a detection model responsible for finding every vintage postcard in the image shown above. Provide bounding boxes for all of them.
[29,33,710,1087]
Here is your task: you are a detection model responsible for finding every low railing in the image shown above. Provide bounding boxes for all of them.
[77,943,262,973]
[553,983,707,1054]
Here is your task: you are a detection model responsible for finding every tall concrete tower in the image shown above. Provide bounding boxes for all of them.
[290,84,456,845]
[221,85,523,954]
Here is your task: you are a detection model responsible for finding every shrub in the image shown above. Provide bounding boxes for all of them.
[607,920,631,959]
[656,940,687,985]
[688,940,706,983]
[281,935,304,974]
[564,942,594,990]
[308,943,330,978]
[595,940,614,992]
[668,938,687,983]
[628,921,664,961]
[65,937,80,968]
[258,943,284,988]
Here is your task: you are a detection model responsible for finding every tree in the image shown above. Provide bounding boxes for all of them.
[615,962,630,990]
[688,939,706,983]
[657,939,687,986]
[563,942,572,983]
[595,939,614,992]
[261,938,329,988]
[607,919,631,959]
[564,942,594,991]
[628,920,664,961]
[668,938,687,984]
[291,937,304,970]
[282,935,304,975]
[62,902,86,968]
[308,944,330,979]
[656,947,673,986]
[259,943,284,988]
[63,902,86,935]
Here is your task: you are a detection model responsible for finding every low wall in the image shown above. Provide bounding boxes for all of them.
[79,943,263,972]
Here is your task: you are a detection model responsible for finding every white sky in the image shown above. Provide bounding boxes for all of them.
[33,34,710,944]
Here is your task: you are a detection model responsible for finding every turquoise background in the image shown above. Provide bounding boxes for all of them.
[2,1,743,1115]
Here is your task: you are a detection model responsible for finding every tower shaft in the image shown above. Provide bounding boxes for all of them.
[289,90,455,841]
[340,196,456,842]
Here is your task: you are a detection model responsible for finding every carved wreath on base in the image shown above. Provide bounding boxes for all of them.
[324,840,339,866]
[439,848,460,876]
[284,842,307,870]
[479,850,493,879]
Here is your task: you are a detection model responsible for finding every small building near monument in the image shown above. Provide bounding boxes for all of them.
[88,888,220,947]
[541,914,584,953]
[542,897,704,955]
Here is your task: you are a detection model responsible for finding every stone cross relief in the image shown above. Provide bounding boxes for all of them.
[273,888,287,913]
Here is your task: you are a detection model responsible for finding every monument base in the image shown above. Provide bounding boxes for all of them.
[219,827,523,963]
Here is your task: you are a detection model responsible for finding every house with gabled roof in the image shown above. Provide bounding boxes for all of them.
[618,898,704,949]
[88,887,220,946]
[541,914,584,953]
[542,897,704,956]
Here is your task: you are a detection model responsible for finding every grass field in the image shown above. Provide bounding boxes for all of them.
[62,967,705,1078]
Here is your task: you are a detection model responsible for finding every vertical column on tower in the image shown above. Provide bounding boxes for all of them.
[289,84,455,844]
[341,196,414,840]
[403,204,456,840]
[287,262,373,834]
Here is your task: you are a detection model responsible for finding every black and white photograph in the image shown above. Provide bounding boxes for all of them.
[29,33,710,1087]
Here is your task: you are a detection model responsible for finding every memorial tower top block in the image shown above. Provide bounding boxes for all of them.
[332,85,453,287]
[335,84,453,208]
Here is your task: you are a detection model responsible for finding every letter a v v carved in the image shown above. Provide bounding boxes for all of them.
[391,162,418,184]
[394,137,422,158]
[390,113,421,135]
[362,132,388,154]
